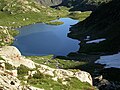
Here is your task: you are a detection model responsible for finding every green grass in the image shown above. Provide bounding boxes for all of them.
[5,63,15,70]
[26,54,104,75]
[46,21,64,25]
[26,55,87,69]
[17,65,31,76]
[0,11,68,28]
[0,0,69,28]
[28,74,66,90]
[28,72,94,90]
[68,11,92,21]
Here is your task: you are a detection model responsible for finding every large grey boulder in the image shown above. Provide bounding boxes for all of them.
[0,46,36,69]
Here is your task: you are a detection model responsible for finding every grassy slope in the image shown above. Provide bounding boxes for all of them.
[26,55,95,90]
[0,0,69,28]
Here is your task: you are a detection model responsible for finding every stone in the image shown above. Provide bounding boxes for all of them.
[94,75,103,82]
[11,70,17,77]
[28,86,44,90]
[75,71,93,85]
[38,64,93,85]
[0,73,21,90]
[28,70,37,77]
[0,46,36,69]
[0,60,5,71]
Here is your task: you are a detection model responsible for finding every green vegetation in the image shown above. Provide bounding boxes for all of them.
[68,11,92,21]
[5,63,15,70]
[46,21,64,25]
[26,54,104,75]
[27,70,94,90]
[0,11,68,28]
[27,55,87,69]
[0,56,4,60]
[0,0,69,28]
[17,65,31,76]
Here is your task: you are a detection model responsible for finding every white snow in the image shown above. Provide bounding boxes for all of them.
[84,36,90,40]
[86,38,106,44]
[95,52,120,68]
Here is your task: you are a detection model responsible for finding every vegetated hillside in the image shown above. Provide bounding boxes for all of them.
[0,0,69,28]
[68,0,120,54]
[0,0,66,15]
[36,0,62,6]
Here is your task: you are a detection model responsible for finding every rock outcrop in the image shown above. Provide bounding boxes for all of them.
[0,46,93,89]
[37,63,93,85]
[0,46,36,69]
[0,72,44,90]
[0,73,21,90]
[0,29,14,47]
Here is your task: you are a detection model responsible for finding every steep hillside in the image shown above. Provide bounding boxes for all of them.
[35,0,111,11]
[68,0,120,54]
[61,0,111,11]
[36,0,62,6]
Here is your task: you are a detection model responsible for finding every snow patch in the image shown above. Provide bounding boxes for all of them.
[84,36,90,40]
[95,52,120,68]
[86,38,106,44]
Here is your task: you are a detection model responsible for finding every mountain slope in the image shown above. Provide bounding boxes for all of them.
[34,0,112,11]
[68,0,120,54]
[0,0,69,28]
[61,0,112,11]
[36,0,62,6]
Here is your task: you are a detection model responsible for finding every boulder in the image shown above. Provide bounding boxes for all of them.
[0,73,21,90]
[0,46,36,69]
[75,71,93,85]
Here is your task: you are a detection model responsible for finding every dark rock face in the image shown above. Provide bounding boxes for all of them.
[100,68,120,81]
[94,68,120,90]
[68,0,120,54]
[63,0,111,11]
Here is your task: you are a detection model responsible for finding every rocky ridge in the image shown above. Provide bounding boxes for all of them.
[0,46,93,90]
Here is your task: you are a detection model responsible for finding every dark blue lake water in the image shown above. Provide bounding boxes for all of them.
[13,18,79,56]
